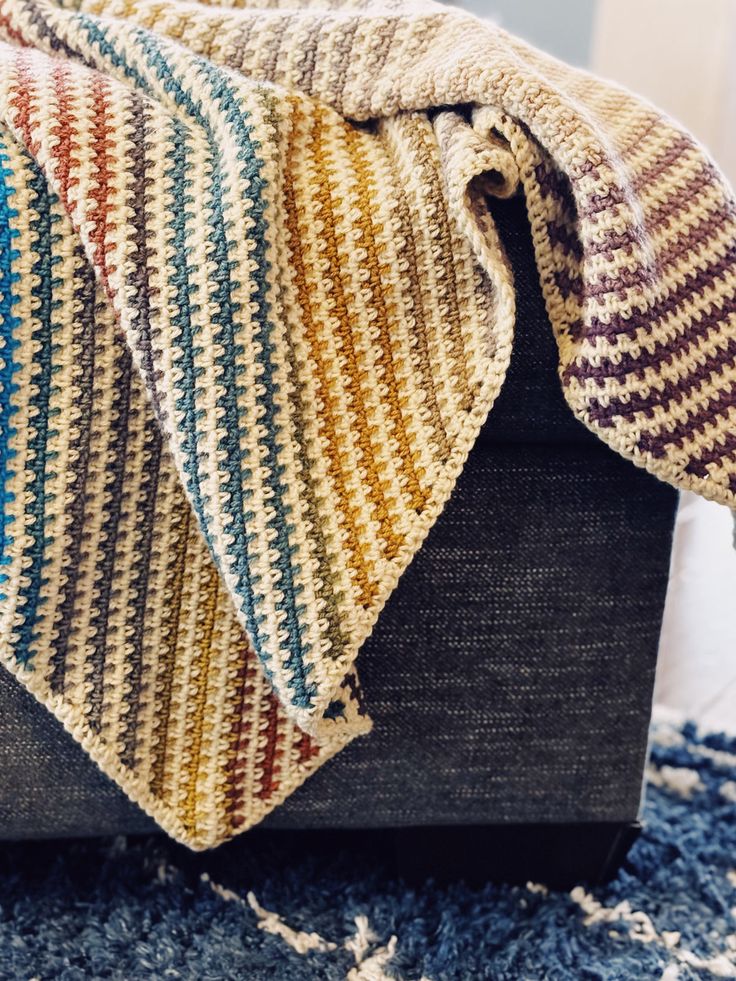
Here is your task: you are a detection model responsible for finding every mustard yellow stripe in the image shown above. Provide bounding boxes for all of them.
[342,124,428,514]
[180,555,219,836]
[283,99,380,605]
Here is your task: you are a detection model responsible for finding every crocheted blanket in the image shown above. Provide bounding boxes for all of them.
[0,0,734,849]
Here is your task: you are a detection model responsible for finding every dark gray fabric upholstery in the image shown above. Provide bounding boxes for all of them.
[477,193,598,447]
[267,444,676,827]
[0,193,677,840]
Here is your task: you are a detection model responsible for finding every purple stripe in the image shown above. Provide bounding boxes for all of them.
[554,266,584,301]
[534,161,575,206]
[48,247,97,693]
[684,429,736,479]
[586,167,725,267]
[546,218,583,260]
[576,238,736,344]
[566,280,736,386]
[641,162,719,230]
[630,133,699,192]
[586,335,736,428]
[575,180,628,221]
[581,203,733,304]
[638,385,736,459]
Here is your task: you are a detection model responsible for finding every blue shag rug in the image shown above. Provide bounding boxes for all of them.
[1,719,736,980]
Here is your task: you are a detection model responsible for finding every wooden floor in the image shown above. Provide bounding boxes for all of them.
[654,493,736,735]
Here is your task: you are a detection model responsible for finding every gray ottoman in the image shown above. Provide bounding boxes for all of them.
[0,193,677,884]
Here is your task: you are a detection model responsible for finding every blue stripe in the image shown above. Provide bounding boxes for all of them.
[13,163,62,667]
[0,142,21,605]
[199,61,314,705]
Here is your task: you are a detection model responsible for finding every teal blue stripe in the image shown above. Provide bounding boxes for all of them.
[13,163,62,667]
[0,142,21,605]
[138,35,315,706]
[163,117,212,548]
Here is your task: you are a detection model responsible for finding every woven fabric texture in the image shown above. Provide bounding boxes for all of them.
[0,0,733,848]
[0,443,677,837]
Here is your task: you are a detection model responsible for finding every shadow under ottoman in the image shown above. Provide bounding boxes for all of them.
[0,194,678,885]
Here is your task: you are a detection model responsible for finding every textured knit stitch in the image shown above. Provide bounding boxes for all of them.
[0,0,734,849]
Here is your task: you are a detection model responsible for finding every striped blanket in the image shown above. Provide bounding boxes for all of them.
[0,0,734,849]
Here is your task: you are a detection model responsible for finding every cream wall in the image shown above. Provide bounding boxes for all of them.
[458,0,594,64]
[593,0,736,181]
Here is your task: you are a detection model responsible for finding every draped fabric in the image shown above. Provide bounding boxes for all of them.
[0,0,734,848]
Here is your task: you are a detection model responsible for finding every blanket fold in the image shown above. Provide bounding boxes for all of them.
[0,0,734,848]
